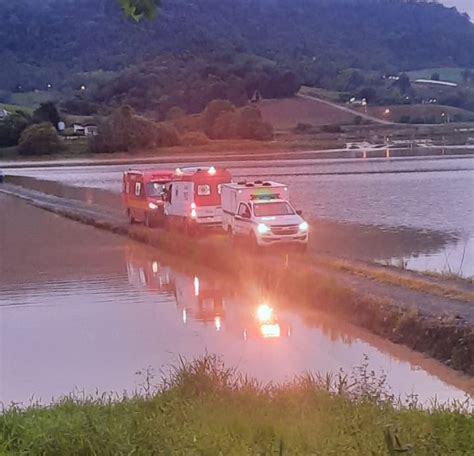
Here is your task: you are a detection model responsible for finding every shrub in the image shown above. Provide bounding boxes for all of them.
[89,106,179,153]
[237,106,273,140]
[18,122,62,155]
[322,124,342,133]
[0,113,31,147]
[202,99,235,136]
[181,131,210,146]
[294,122,314,134]
[211,111,240,139]
[399,115,411,124]
[155,122,181,147]
[61,97,98,115]
[33,102,60,128]
[172,113,203,133]
[166,106,186,121]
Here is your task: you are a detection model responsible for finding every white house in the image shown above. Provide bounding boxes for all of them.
[73,123,98,136]
[84,124,98,136]
[73,123,85,135]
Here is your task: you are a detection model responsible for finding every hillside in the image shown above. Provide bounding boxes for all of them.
[1,0,474,95]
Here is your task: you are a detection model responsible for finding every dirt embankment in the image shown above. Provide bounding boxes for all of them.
[1,182,473,375]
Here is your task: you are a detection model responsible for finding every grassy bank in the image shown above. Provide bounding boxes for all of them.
[1,357,472,455]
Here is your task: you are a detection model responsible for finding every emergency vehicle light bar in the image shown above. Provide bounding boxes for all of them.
[250,194,280,200]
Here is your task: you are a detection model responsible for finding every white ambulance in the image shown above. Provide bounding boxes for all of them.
[221,181,309,247]
[164,166,232,231]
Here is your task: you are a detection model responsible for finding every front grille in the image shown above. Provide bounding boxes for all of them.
[271,225,299,236]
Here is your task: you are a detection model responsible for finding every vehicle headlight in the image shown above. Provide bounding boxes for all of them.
[257,223,270,235]
[148,202,159,210]
[299,221,309,232]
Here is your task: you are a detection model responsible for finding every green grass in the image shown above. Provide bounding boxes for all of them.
[299,85,348,102]
[0,103,33,116]
[406,67,472,84]
[9,91,60,109]
[0,356,472,455]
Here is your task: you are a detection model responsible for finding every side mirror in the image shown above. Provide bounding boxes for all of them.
[296,210,303,216]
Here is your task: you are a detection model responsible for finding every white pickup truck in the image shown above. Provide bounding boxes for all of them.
[221,181,309,248]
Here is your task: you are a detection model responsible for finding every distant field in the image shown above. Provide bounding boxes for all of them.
[299,85,347,103]
[10,90,59,108]
[259,97,356,129]
[367,104,474,123]
[406,67,472,84]
[0,103,33,115]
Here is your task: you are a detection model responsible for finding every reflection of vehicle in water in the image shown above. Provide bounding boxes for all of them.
[240,303,291,340]
[124,245,291,339]
[174,275,226,329]
[125,245,175,295]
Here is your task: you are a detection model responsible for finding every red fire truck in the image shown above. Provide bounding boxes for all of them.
[164,166,232,232]
[122,169,175,227]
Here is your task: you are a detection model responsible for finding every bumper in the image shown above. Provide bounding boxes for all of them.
[195,216,222,228]
[258,233,308,246]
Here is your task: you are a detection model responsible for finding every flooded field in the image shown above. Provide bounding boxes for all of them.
[1,194,472,407]
[5,155,474,276]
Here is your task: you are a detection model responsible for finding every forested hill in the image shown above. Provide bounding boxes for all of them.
[1,0,474,92]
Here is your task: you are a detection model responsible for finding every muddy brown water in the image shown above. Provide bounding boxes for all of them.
[0,194,472,407]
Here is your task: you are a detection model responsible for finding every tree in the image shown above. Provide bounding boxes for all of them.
[33,102,60,128]
[202,99,235,136]
[395,73,411,94]
[358,87,377,104]
[461,69,473,83]
[18,123,63,155]
[118,0,161,22]
[431,72,440,81]
[0,113,31,147]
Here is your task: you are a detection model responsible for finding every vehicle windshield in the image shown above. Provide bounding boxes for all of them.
[146,182,166,197]
[253,202,294,217]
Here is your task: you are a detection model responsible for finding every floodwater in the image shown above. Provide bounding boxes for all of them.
[0,194,472,407]
[5,155,474,276]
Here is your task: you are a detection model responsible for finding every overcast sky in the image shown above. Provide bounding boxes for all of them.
[442,0,474,18]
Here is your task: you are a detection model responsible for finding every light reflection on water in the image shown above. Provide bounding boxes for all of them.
[0,195,472,407]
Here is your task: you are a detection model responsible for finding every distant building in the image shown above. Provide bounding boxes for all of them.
[73,124,86,135]
[84,124,98,136]
[72,123,98,136]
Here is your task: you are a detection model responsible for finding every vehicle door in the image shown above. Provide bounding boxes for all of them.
[234,202,252,235]
[132,180,146,221]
